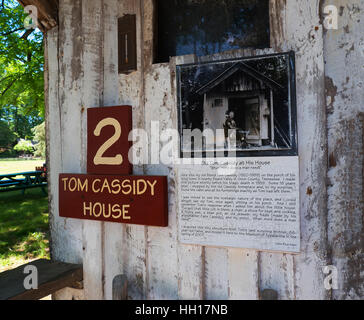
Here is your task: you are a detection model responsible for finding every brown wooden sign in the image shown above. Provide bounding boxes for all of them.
[59,174,168,227]
[87,106,132,175]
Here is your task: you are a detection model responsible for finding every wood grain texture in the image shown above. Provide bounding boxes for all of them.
[48,2,84,301]
[283,0,329,300]
[112,275,128,300]
[118,0,148,300]
[324,0,364,299]
[102,0,125,300]
[81,0,104,300]
[46,20,79,302]
[174,54,205,300]
[144,63,179,300]
[0,259,82,300]
[228,249,259,300]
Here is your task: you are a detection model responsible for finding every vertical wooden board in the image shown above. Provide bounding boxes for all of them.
[145,166,178,300]
[45,28,61,261]
[102,0,125,300]
[224,49,261,301]
[119,72,149,300]
[117,0,148,300]
[198,49,264,300]
[228,249,259,300]
[177,245,204,300]
[324,0,364,299]
[259,253,295,300]
[50,0,84,300]
[46,28,70,300]
[119,71,148,299]
[56,0,84,264]
[144,63,178,299]
[175,55,205,301]
[81,0,104,300]
[204,248,229,300]
[280,0,329,300]
[327,117,364,299]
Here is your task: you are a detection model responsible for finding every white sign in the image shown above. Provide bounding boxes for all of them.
[178,157,300,253]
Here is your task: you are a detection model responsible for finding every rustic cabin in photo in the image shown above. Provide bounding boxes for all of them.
[178,54,295,155]
[5,0,362,301]
[200,62,276,149]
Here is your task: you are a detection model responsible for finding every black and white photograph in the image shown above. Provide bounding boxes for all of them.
[177,52,297,157]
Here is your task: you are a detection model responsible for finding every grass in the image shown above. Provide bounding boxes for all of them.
[0,158,45,175]
[0,159,49,272]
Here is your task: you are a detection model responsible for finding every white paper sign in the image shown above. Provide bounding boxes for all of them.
[178,157,300,253]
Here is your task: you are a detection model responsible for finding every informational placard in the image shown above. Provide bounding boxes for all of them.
[59,174,168,227]
[178,157,300,253]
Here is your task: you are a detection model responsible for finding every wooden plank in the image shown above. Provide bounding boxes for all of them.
[324,0,364,299]
[47,0,84,300]
[226,49,259,301]
[102,0,125,301]
[52,0,83,266]
[279,0,329,300]
[228,249,259,300]
[112,275,128,300]
[144,62,179,299]
[119,0,148,300]
[81,0,104,300]
[177,245,204,299]
[259,253,295,300]
[174,54,204,301]
[197,49,262,301]
[0,259,82,300]
[204,248,229,300]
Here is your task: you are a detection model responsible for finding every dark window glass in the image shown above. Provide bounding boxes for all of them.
[156,0,270,63]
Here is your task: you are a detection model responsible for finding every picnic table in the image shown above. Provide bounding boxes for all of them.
[0,170,47,194]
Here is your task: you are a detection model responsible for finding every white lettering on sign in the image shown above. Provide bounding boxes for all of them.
[178,157,300,253]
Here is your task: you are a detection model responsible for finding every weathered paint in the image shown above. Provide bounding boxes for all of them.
[324,0,364,300]
[45,0,363,299]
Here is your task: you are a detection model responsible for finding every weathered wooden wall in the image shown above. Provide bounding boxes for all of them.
[44,0,363,300]
[323,0,364,300]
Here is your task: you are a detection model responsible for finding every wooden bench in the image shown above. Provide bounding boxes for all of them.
[0,171,47,194]
[0,259,83,300]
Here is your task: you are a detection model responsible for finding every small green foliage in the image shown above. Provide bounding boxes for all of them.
[0,120,16,148]
[13,138,34,154]
[32,121,45,158]
[0,0,44,143]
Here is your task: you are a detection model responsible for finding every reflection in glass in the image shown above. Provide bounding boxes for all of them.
[157,0,270,63]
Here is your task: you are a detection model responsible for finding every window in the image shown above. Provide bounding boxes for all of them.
[156,0,270,63]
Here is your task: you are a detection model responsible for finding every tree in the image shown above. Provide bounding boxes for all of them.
[0,0,44,126]
[13,138,34,154]
[32,121,45,158]
[0,120,16,148]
